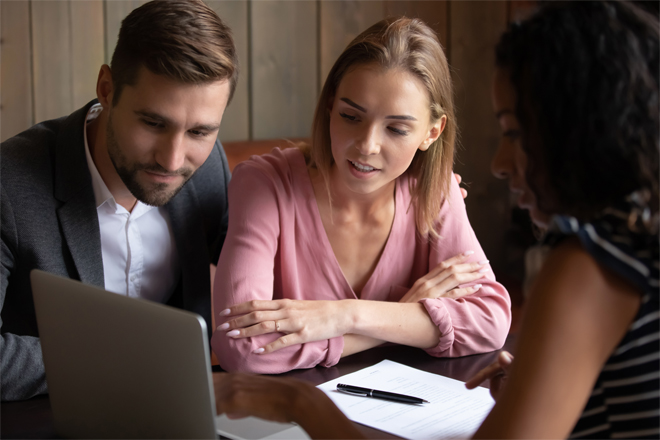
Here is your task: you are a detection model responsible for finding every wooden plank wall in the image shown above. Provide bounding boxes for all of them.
[450,1,509,277]
[0,0,513,275]
[320,1,385,86]
[1,0,32,140]
[31,1,72,123]
[1,0,506,142]
[207,0,249,141]
[251,0,317,139]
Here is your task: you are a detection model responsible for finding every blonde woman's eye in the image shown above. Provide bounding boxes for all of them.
[339,112,357,121]
[388,126,408,136]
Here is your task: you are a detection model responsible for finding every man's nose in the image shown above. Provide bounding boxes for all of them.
[155,133,186,172]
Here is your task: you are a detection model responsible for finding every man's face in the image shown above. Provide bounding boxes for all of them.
[106,67,230,206]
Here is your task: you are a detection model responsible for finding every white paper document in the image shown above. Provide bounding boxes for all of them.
[317,360,494,439]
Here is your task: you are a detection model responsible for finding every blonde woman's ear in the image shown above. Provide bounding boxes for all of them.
[438,115,447,135]
[431,115,447,140]
[428,115,447,143]
[419,138,432,151]
[419,117,445,151]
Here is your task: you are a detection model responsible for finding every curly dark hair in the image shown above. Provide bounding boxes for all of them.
[495,1,659,223]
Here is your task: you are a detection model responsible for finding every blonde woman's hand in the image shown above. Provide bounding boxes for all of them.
[399,251,490,304]
[217,299,351,354]
[465,350,513,401]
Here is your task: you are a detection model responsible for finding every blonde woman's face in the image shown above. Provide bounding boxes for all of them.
[328,65,443,197]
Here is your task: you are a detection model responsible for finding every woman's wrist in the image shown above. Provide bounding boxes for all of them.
[341,334,385,357]
[337,299,360,335]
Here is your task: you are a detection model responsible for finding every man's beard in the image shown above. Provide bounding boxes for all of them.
[106,113,194,207]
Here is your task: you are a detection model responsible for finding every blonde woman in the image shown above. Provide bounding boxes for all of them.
[211,17,511,373]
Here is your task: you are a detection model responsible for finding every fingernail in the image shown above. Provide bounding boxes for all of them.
[463,250,474,256]
[226,330,240,337]
[220,309,231,316]
[218,323,229,330]
[472,284,482,290]
[500,351,513,363]
[478,260,489,265]
[253,348,265,354]
[479,268,490,273]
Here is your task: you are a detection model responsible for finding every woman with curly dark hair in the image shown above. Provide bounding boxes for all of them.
[212,3,659,438]
[466,1,659,438]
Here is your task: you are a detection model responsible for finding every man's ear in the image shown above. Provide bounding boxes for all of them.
[419,115,447,152]
[96,65,114,109]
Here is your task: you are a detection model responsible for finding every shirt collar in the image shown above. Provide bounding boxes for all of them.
[84,104,115,210]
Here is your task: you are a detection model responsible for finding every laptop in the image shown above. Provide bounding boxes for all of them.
[31,270,309,439]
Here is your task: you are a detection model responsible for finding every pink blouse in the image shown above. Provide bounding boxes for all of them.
[211,148,511,373]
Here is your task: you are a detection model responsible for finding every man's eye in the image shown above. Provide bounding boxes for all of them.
[143,120,161,128]
[502,129,521,140]
[190,130,208,137]
[339,112,357,121]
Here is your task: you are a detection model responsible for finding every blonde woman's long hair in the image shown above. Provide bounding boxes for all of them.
[305,17,457,238]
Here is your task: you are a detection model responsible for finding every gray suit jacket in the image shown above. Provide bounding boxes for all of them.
[0,100,230,401]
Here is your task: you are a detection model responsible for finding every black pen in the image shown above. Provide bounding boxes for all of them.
[336,383,429,405]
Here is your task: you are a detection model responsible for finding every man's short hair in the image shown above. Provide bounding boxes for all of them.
[110,0,238,106]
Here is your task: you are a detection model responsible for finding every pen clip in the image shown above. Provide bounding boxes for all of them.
[337,388,369,397]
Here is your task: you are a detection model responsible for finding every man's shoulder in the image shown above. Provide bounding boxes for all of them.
[1,102,92,186]
[187,138,231,198]
[0,119,67,213]
[169,138,231,263]
[1,117,65,176]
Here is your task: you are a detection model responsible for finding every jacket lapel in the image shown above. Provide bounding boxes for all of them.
[54,100,105,288]
[167,182,212,335]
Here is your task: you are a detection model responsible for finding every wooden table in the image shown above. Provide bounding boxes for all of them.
[1,338,514,439]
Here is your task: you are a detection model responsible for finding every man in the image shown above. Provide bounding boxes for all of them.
[0,0,237,401]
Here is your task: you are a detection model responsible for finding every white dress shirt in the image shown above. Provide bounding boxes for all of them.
[83,104,180,302]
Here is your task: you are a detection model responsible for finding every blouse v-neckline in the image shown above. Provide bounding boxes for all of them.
[289,149,403,299]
